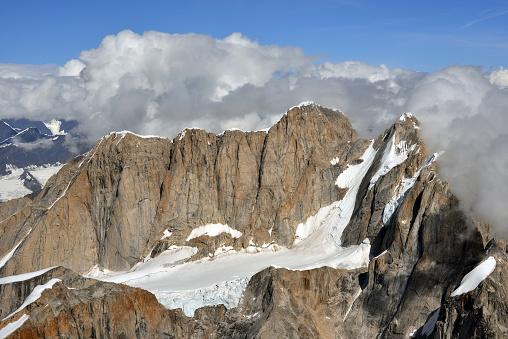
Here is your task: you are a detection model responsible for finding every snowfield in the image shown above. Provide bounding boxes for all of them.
[0,164,62,202]
[99,241,371,316]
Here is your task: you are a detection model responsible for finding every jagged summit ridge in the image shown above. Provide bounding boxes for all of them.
[0,103,358,274]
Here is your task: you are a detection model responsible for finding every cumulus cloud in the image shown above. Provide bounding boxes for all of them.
[404,65,508,232]
[486,66,508,89]
[0,30,507,233]
[57,59,85,77]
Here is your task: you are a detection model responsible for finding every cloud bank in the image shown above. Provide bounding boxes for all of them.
[0,30,507,233]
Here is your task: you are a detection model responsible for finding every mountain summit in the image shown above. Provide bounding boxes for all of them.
[0,103,506,338]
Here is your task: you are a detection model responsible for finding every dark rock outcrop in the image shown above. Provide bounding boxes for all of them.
[19,170,42,193]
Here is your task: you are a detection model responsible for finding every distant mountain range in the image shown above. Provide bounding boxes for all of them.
[0,119,91,201]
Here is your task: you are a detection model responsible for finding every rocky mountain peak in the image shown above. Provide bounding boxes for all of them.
[0,104,506,338]
[277,102,357,143]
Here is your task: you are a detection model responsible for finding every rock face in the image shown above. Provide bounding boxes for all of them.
[0,267,226,338]
[1,103,507,338]
[418,243,508,339]
[217,266,367,338]
[0,104,358,274]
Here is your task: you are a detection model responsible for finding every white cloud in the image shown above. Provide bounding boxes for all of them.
[486,66,508,89]
[400,65,508,231]
[57,59,85,77]
[316,61,392,82]
[0,63,56,80]
[0,30,507,232]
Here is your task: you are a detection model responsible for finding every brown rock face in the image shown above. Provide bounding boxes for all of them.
[0,104,358,275]
[0,267,225,338]
[217,266,367,339]
[0,265,366,339]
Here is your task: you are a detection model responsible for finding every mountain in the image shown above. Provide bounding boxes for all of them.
[0,103,506,338]
[0,121,18,143]
[1,118,79,137]
[0,125,82,169]
[0,119,91,201]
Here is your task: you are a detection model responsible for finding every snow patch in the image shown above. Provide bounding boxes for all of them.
[176,127,202,141]
[368,134,416,191]
[0,314,30,339]
[0,267,57,284]
[186,223,242,241]
[335,141,376,189]
[0,229,32,269]
[156,277,249,317]
[79,137,104,168]
[294,204,339,242]
[451,256,496,297]
[382,151,441,225]
[85,265,121,279]
[110,130,165,142]
[289,101,315,110]
[48,180,73,210]
[162,230,172,240]
[374,250,388,259]
[398,112,413,122]
[214,246,235,256]
[243,311,260,320]
[343,288,362,321]
[330,157,340,165]
[294,141,376,249]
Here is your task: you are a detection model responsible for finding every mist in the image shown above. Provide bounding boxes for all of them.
[0,30,507,232]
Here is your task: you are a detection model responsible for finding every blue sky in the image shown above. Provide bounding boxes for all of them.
[1,1,508,231]
[1,0,507,72]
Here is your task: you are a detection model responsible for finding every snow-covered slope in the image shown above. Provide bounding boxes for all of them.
[0,164,62,202]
